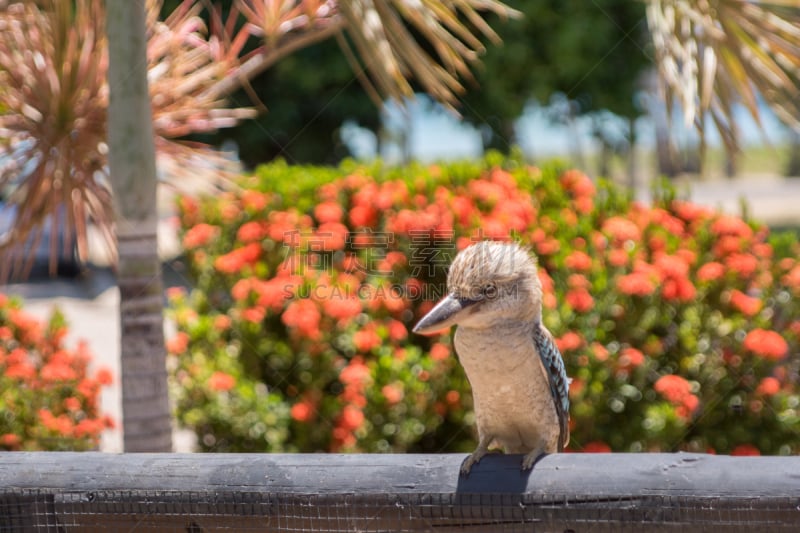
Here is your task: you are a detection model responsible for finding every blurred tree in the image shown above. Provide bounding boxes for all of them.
[459,0,651,178]
[647,0,800,176]
[161,0,381,166]
[207,43,382,167]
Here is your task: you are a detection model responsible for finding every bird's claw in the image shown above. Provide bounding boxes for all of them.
[522,447,545,470]
[460,450,487,476]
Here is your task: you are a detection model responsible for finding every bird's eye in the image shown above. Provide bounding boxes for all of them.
[482,282,498,299]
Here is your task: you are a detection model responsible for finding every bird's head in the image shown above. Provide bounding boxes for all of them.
[413,241,542,335]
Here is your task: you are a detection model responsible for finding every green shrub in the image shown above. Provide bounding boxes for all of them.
[0,294,114,450]
[169,155,800,455]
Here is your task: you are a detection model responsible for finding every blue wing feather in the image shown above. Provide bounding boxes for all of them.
[533,322,570,450]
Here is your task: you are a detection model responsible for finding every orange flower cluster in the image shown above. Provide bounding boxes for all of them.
[171,159,800,456]
[743,329,788,361]
[1,296,114,450]
[282,299,322,340]
[728,289,762,317]
[214,242,262,274]
[654,374,699,420]
[182,223,219,249]
[208,371,236,392]
[332,357,372,451]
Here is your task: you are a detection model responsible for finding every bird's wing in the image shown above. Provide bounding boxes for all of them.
[533,322,570,450]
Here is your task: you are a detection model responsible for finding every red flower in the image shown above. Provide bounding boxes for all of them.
[340,358,371,388]
[608,248,629,267]
[617,272,656,296]
[291,400,315,422]
[241,306,266,324]
[166,332,190,355]
[661,277,696,302]
[729,290,762,317]
[430,342,450,361]
[240,190,269,212]
[339,405,365,431]
[672,200,712,223]
[316,222,348,251]
[39,361,78,382]
[0,434,21,449]
[731,444,760,456]
[574,195,594,214]
[654,374,692,404]
[208,371,236,392]
[560,169,596,197]
[231,278,253,301]
[214,315,232,331]
[381,383,404,405]
[568,273,590,290]
[555,332,583,352]
[256,278,293,311]
[619,347,645,369]
[566,288,594,313]
[353,327,381,353]
[469,179,505,205]
[5,360,36,380]
[725,253,758,278]
[323,296,362,323]
[602,216,641,243]
[349,205,378,228]
[591,342,609,362]
[236,221,267,243]
[214,243,262,274]
[655,254,689,279]
[536,238,560,256]
[387,319,408,342]
[95,367,113,386]
[711,215,753,239]
[281,299,321,340]
[565,250,592,271]
[314,201,344,224]
[781,265,800,290]
[756,377,781,396]
[166,286,186,301]
[697,262,725,282]
[182,223,219,249]
[655,374,699,420]
[38,409,73,436]
[743,329,788,360]
[582,441,611,453]
[63,397,82,412]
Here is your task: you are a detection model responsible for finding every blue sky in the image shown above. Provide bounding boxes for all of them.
[341,95,791,164]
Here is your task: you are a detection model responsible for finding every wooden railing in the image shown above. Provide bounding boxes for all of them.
[1,452,798,531]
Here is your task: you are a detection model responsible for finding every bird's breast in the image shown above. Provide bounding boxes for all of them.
[454,326,552,402]
[454,325,560,450]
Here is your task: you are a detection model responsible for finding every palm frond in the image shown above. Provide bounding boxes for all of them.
[0,0,109,279]
[336,0,520,111]
[647,0,800,156]
[0,0,256,280]
[228,0,518,111]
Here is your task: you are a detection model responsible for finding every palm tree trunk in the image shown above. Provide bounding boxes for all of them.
[106,0,172,452]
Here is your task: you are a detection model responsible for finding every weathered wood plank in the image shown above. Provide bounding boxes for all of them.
[1,452,799,531]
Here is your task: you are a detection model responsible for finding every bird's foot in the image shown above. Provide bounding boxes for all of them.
[522,447,545,470]
[460,448,488,476]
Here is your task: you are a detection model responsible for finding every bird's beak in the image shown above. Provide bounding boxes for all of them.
[412,293,478,335]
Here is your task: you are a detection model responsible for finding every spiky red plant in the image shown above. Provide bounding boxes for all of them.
[0,0,254,279]
[0,0,515,280]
